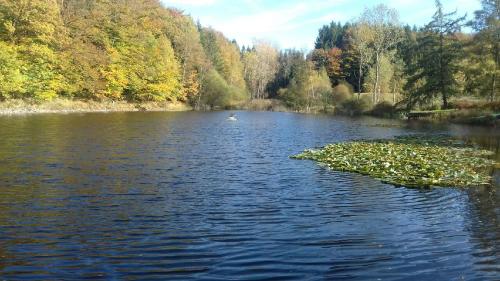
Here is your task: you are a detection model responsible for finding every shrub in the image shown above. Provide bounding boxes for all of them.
[449,99,500,112]
[370,101,396,118]
[332,81,354,105]
[449,99,477,110]
[338,97,373,116]
[200,70,248,109]
[360,94,374,109]
[478,101,500,112]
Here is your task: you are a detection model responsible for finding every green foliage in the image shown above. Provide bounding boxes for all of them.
[268,49,306,98]
[364,54,394,94]
[163,9,208,74]
[279,62,333,111]
[468,0,499,102]
[200,69,247,109]
[200,28,246,90]
[405,1,466,109]
[315,22,350,49]
[292,135,497,188]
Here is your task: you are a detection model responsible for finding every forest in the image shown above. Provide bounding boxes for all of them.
[0,0,498,116]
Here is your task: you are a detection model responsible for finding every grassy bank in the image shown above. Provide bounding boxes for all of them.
[406,109,500,126]
[232,98,499,128]
[0,99,192,115]
[230,99,290,112]
[355,97,499,126]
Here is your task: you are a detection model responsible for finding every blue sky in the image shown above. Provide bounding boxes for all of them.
[160,0,481,50]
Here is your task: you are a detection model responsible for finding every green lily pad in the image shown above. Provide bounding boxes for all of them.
[292,135,497,188]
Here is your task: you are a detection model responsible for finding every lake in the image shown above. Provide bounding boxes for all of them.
[0,111,498,280]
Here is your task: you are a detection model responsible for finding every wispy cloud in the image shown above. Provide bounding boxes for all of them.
[162,0,482,49]
[199,1,353,48]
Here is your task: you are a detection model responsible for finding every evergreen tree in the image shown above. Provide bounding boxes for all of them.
[315,22,349,49]
[405,0,466,108]
[268,49,306,98]
[470,0,499,101]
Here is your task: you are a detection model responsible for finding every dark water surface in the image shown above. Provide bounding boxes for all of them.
[0,111,498,280]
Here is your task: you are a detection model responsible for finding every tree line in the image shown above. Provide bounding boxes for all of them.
[0,0,498,112]
[0,0,248,108]
[271,0,498,113]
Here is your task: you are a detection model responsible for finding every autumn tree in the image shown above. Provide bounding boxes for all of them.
[0,0,69,100]
[359,4,403,103]
[279,60,333,111]
[346,23,373,96]
[0,41,24,99]
[310,48,343,85]
[200,28,247,91]
[199,27,248,106]
[243,42,279,99]
[163,8,210,102]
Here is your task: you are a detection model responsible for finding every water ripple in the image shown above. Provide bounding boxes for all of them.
[0,111,498,280]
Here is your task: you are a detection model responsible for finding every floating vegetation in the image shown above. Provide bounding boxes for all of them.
[292,135,497,188]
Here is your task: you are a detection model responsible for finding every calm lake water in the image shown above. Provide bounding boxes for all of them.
[0,111,498,280]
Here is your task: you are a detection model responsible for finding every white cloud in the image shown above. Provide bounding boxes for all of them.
[161,0,482,49]
[202,3,306,47]
[203,1,352,48]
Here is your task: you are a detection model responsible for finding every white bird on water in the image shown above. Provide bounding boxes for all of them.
[227,113,237,121]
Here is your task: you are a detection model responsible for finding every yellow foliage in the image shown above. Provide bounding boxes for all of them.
[182,70,201,102]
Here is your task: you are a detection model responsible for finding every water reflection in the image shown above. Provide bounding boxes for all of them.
[0,112,498,280]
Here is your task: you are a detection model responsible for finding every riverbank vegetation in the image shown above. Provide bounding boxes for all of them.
[0,0,498,120]
[292,135,498,188]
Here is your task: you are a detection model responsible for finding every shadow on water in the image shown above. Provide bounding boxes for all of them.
[0,111,498,280]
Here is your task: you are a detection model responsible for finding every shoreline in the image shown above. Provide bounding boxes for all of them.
[1,99,498,127]
[0,99,192,116]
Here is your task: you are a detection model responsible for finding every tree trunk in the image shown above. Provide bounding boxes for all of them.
[439,33,447,109]
[442,92,448,109]
[196,67,204,110]
[392,84,396,105]
[182,61,187,84]
[358,56,362,100]
[374,52,380,104]
[492,71,497,102]
[491,49,498,102]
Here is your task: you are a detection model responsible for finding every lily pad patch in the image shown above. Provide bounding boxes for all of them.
[292,135,497,188]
